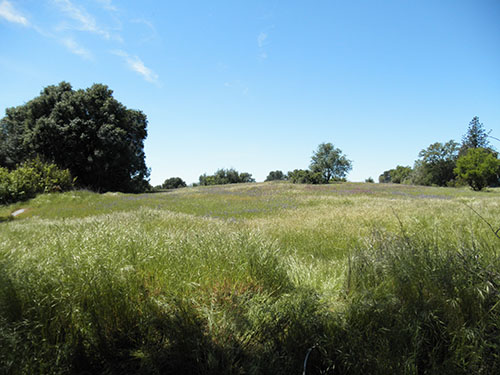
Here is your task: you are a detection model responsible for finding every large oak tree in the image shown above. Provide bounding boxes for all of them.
[0,82,150,192]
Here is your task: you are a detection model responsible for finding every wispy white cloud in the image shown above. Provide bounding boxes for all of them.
[0,0,28,26]
[112,50,159,83]
[61,37,93,59]
[53,0,119,41]
[257,32,268,48]
[130,18,158,44]
[0,1,95,60]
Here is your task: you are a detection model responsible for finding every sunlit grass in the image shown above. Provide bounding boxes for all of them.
[1,182,499,373]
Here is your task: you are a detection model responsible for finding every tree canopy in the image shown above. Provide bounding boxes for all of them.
[379,165,412,184]
[265,170,286,181]
[411,140,459,186]
[460,116,491,156]
[162,177,187,190]
[455,148,499,191]
[0,82,149,192]
[310,143,352,182]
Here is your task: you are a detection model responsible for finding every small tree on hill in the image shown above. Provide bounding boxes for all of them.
[454,148,499,191]
[265,170,286,181]
[310,143,352,182]
[162,177,187,189]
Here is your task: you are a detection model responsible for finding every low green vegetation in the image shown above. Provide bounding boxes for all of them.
[1,182,499,374]
[0,158,73,205]
[287,168,324,184]
[199,168,255,186]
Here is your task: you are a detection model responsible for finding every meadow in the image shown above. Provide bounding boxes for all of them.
[1,182,499,374]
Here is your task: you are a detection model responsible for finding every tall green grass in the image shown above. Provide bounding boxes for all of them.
[328,231,500,374]
[1,182,499,373]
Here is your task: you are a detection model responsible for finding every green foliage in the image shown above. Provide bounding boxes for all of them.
[199,168,255,186]
[162,177,187,189]
[379,165,413,184]
[411,140,459,186]
[365,177,374,183]
[455,148,500,191]
[265,170,286,181]
[310,142,352,182]
[0,82,149,193]
[460,116,491,156]
[0,159,73,204]
[287,169,324,184]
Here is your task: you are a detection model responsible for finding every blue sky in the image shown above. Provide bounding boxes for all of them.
[1,0,499,185]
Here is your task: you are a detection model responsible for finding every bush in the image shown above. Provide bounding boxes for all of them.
[287,169,324,184]
[0,159,73,204]
[162,177,187,190]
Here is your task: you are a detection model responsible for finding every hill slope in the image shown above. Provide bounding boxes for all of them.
[1,182,499,374]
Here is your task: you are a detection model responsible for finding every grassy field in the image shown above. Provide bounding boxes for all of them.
[1,182,499,374]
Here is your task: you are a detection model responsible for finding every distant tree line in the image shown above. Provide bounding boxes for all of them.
[266,143,352,184]
[198,168,255,186]
[379,117,499,190]
[159,143,353,188]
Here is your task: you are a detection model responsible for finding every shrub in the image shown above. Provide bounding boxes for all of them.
[287,169,324,184]
[0,159,73,204]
